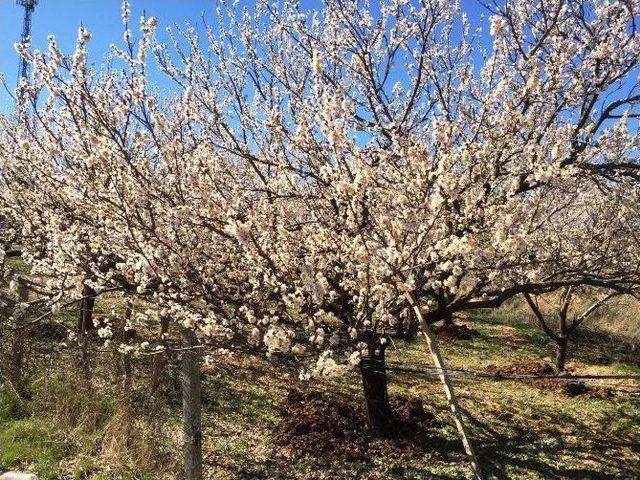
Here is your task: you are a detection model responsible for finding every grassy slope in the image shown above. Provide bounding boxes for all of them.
[1,304,639,479]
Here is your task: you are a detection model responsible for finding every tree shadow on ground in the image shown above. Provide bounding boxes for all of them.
[569,327,640,368]
[463,400,640,479]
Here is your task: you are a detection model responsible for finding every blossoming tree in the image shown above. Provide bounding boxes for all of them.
[2,0,640,479]
[150,0,640,430]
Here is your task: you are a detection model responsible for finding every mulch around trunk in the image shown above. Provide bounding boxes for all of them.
[433,323,479,341]
[273,389,368,459]
[487,359,556,376]
[274,389,437,460]
[486,360,619,399]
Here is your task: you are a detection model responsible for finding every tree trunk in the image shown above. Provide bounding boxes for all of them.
[77,284,96,384]
[360,349,395,437]
[151,315,170,396]
[555,338,568,374]
[9,328,26,398]
[181,330,203,480]
[555,297,569,374]
[77,284,97,333]
[401,308,419,340]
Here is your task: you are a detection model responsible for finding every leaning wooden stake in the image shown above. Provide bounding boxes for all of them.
[405,292,483,480]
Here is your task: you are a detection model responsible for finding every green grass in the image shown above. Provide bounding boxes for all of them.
[0,384,106,480]
[613,362,640,375]
[0,372,174,479]
[5,256,31,274]
[0,417,69,479]
[0,391,31,423]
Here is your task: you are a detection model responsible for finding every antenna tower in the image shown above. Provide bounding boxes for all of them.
[16,0,39,83]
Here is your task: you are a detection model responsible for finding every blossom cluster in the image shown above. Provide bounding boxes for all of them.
[1,0,639,375]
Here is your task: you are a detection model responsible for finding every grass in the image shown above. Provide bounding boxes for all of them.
[5,256,31,274]
[0,372,175,480]
[0,379,109,480]
[0,416,69,479]
[197,305,640,479]
[0,391,31,423]
[1,300,639,479]
[614,362,640,375]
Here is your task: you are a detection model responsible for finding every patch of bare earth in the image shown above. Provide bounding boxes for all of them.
[433,323,480,341]
[486,360,625,399]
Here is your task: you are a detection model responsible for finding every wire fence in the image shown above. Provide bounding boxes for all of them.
[360,360,640,394]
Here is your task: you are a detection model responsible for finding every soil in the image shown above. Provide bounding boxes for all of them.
[487,359,555,376]
[433,323,480,341]
[274,389,436,460]
[274,389,367,459]
[486,360,620,399]
[544,380,618,399]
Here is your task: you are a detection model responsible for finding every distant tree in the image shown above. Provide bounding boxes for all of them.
[524,287,625,373]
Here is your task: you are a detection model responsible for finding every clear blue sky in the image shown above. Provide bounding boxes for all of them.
[0,0,487,112]
[0,0,221,111]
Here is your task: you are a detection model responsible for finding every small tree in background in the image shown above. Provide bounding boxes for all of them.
[524,287,627,373]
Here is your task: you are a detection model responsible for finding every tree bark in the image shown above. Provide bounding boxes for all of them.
[556,294,569,374]
[555,338,568,374]
[77,284,96,385]
[402,308,419,340]
[122,301,134,411]
[78,284,96,382]
[181,330,203,480]
[9,279,29,398]
[151,315,170,396]
[77,284,97,333]
[359,343,395,437]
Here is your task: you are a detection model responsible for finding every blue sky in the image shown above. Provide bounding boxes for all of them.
[0,0,488,112]
[0,0,219,110]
